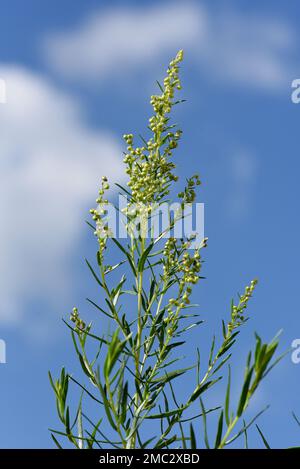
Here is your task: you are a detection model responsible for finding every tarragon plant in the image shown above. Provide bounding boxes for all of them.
[49,51,282,449]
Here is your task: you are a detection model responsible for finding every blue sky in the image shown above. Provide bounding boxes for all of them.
[0,0,300,448]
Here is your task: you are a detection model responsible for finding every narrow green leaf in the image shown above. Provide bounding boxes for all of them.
[208,335,216,366]
[190,423,197,449]
[86,298,113,319]
[155,434,177,449]
[85,259,104,288]
[120,381,128,425]
[146,407,186,419]
[51,433,63,449]
[140,436,156,449]
[292,412,300,427]
[214,410,224,448]
[97,381,118,432]
[243,419,248,449]
[211,353,232,376]
[78,353,94,379]
[200,398,210,449]
[226,405,269,445]
[151,367,192,386]
[87,418,103,449]
[77,405,84,449]
[115,182,133,198]
[256,424,271,449]
[138,242,154,272]
[237,366,254,417]
[104,261,126,274]
[189,377,221,403]
[111,238,136,275]
[225,366,231,426]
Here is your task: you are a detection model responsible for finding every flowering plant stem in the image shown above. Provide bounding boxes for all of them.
[49,51,283,449]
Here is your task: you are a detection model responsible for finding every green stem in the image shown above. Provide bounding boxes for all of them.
[106,378,126,447]
[218,416,239,449]
[131,237,145,448]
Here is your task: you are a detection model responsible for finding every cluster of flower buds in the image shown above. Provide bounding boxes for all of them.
[201,237,208,248]
[179,250,201,287]
[163,236,202,318]
[123,134,147,173]
[90,176,110,212]
[167,248,201,314]
[122,202,151,238]
[149,49,183,126]
[228,279,258,334]
[126,156,177,203]
[123,133,179,204]
[70,307,86,331]
[90,176,111,255]
[164,130,182,156]
[162,237,177,278]
[178,174,201,204]
[122,51,184,206]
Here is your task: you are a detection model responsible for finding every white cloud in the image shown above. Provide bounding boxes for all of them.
[43,2,295,91]
[197,9,295,90]
[0,66,123,326]
[226,149,258,218]
[44,2,203,82]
